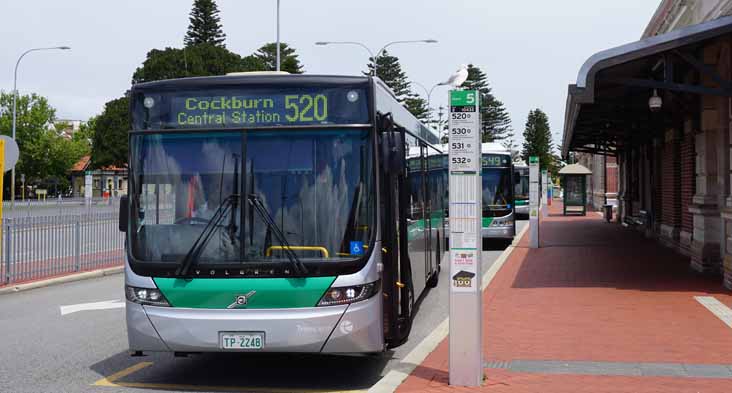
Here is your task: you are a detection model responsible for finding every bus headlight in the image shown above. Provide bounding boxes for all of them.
[126,286,170,307]
[493,219,514,227]
[318,280,380,306]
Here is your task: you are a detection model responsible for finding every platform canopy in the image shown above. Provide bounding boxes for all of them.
[562,15,732,158]
[558,163,591,175]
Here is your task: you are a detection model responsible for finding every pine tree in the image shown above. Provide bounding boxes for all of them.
[404,93,430,121]
[366,50,411,99]
[184,0,226,47]
[365,50,429,120]
[501,130,521,162]
[462,64,512,142]
[521,109,554,170]
[247,42,304,74]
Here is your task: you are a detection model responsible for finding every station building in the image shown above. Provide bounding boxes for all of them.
[562,0,732,288]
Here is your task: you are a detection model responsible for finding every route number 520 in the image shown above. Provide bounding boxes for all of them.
[285,94,328,122]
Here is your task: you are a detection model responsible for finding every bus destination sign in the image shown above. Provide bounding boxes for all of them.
[134,87,370,130]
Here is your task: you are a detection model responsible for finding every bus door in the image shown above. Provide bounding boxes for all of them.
[420,144,432,285]
[406,144,428,298]
[378,118,415,348]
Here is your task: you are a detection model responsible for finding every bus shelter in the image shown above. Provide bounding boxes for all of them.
[558,163,592,215]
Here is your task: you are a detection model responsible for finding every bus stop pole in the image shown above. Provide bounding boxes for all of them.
[447,90,483,386]
[529,156,539,248]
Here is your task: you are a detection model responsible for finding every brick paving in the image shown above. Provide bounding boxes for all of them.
[397,202,732,392]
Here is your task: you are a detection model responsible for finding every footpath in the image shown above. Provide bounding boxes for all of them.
[397,202,732,393]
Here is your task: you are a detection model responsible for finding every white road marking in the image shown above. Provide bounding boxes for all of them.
[368,224,529,393]
[60,299,125,315]
[695,296,732,328]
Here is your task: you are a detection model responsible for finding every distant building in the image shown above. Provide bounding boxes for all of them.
[562,1,732,287]
[49,119,84,140]
[70,156,128,198]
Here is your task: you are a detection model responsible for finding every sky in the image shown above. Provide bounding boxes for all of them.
[0,1,659,148]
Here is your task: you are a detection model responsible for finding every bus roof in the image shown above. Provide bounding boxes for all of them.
[131,74,371,91]
[481,142,509,155]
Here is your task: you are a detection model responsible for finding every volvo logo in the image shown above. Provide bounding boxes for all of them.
[227,290,256,309]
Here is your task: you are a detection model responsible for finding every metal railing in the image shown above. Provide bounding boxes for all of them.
[0,211,124,285]
[2,196,121,208]
[2,198,120,219]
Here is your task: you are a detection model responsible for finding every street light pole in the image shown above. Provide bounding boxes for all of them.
[412,81,447,128]
[314,39,437,76]
[12,46,70,208]
[276,0,281,72]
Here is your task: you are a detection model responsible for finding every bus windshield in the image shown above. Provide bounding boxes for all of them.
[515,168,529,200]
[482,167,512,211]
[129,129,374,267]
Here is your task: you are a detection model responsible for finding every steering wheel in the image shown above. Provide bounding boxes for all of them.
[174,216,210,225]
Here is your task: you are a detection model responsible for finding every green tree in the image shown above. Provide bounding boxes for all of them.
[184,0,226,47]
[366,50,410,99]
[0,92,54,181]
[246,42,303,74]
[42,130,89,192]
[501,130,521,162]
[74,116,96,145]
[91,96,130,169]
[0,92,88,194]
[365,50,429,120]
[462,64,512,142]
[132,44,254,84]
[404,94,430,121]
[521,109,554,171]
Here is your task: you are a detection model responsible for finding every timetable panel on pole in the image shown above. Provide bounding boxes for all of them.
[448,89,482,387]
[529,156,540,248]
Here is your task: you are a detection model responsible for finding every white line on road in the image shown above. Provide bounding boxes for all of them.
[695,296,732,328]
[368,224,529,393]
[60,299,125,316]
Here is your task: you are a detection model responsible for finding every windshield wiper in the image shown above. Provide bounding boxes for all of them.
[176,194,238,277]
[247,194,308,275]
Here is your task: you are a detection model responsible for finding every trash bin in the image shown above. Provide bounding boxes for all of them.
[603,204,613,222]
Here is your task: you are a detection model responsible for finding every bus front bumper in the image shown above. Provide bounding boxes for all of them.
[126,294,384,354]
[481,226,514,239]
[515,204,529,216]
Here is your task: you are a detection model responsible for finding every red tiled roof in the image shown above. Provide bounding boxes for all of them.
[70,156,127,172]
[71,156,91,172]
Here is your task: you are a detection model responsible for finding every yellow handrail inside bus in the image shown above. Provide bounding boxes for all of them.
[265,246,329,258]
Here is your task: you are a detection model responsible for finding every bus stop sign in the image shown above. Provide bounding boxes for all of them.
[0,135,20,172]
[448,89,482,387]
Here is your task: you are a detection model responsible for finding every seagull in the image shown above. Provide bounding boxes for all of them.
[440,64,469,88]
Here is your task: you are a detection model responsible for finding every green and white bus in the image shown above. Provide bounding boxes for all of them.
[513,162,529,217]
[119,73,443,355]
[479,143,516,241]
[407,146,448,251]
[419,143,515,245]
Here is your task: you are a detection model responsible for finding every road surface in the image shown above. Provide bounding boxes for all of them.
[0,220,526,393]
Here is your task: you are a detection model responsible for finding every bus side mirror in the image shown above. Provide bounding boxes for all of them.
[381,131,404,174]
[377,113,404,174]
[119,195,129,232]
